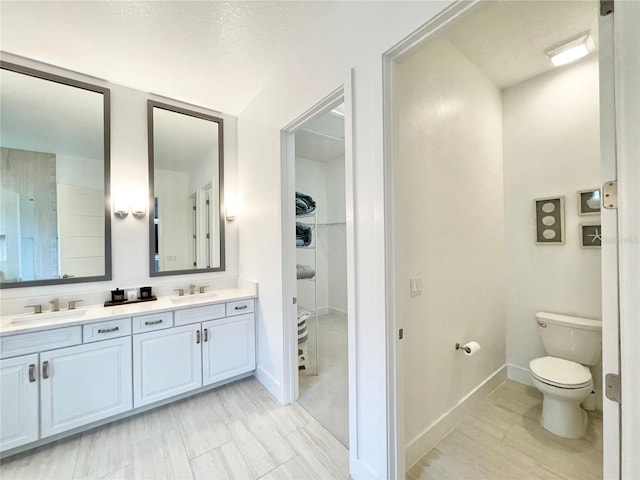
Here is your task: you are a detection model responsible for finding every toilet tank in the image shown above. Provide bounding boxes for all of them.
[536,312,602,365]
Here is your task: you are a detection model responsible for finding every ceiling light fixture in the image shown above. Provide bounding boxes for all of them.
[546,33,595,67]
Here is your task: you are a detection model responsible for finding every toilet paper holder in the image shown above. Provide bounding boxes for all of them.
[455,342,471,354]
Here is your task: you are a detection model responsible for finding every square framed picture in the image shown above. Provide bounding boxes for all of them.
[534,196,565,245]
[578,188,601,215]
[580,223,602,248]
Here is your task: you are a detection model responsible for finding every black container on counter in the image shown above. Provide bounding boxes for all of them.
[140,286,152,299]
[111,288,125,303]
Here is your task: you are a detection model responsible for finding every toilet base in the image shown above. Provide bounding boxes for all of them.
[540,395,588,438]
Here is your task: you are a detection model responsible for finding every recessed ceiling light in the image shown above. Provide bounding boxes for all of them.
[546,33,595,67]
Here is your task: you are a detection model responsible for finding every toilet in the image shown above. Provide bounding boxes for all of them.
[529,311,601,439]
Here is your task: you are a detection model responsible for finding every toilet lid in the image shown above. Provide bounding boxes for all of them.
[530,356,592,388]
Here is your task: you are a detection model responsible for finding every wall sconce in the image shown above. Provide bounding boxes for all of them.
[113,194,146,219]
[226,205,237,222]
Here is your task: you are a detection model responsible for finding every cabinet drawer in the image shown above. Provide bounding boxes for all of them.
[132,312,173,334]
[226,299,255,317]
[1,327,82,359]
[174,304,225,326]
[83,318,131,343]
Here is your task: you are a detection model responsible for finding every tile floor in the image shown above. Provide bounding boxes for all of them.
[298,311,349,447]
[408,380,603,480]
[0,377,349,480]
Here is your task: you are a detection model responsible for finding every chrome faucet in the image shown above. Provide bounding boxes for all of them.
[49,299,60,312]
[189,284,196,295]
[199,285,209,294]
[173,288,185,297]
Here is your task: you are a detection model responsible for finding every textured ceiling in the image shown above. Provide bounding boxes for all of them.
[445,1,599,89]
[0,1,338,115]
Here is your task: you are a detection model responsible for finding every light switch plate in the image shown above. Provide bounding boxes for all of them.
[410,277,423,297]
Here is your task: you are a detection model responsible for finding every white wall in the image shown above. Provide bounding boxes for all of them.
[0,53,240,312]
[236,3,455,477]
[503,57,602,403]
[394,38,506,465]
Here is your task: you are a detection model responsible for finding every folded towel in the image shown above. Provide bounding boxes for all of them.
[297,308,311,323]
[296,222,313,246]
[296,264,316,280]
[296,191,316,215]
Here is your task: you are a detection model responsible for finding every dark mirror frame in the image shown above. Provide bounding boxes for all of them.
[147,100,225,277]
[0,61,112,289]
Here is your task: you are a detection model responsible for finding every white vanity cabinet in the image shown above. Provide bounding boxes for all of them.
[0,329,131,450]
[133,324,202,408]
[133,300,256,406]
[0,293,257,455]
[40,337,132,437]
[0,354,39,451]
[203,314,255,385]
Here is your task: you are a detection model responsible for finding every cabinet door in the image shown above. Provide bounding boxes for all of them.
[0,354,39,451]
[133,324,202,408]
[40,337,132,438]
[202,314,255,386]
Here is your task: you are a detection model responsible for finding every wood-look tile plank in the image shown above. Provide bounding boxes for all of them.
[191,441,254,480]
[129,405,179,444]
[285,422,349,480]
[228,412,295,478]
[264,402,316,438]
[0,435,80,480]
[173,394,232,460]
[130,428,193,480]
[73,420,134,479]
[257,455,322,480]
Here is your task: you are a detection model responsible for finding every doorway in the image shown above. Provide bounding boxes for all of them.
[281,92,350,449]
[384,0,618,477]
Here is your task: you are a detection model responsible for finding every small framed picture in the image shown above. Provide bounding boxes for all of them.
[535,196,565,245]
[580,223,602,248]
[578,189,601,215]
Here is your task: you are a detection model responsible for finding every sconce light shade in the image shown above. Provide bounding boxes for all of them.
[113,198,129,218]
[546,33,595,67]
[131,198,146,219]
[226,205,237,222]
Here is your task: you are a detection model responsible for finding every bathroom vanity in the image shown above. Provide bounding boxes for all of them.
[0,287,256,455]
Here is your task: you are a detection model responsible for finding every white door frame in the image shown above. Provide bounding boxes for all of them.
[613,2,640,477]
[280,73,358,458]
[382,1,637,477]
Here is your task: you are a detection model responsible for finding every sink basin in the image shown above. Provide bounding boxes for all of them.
[170,293,217,305]
[11,309,87,325]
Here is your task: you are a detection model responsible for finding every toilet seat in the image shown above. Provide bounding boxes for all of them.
[530,356,592,389]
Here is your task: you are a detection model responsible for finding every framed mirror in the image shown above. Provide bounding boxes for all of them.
[148,100,225,276]
[0,61,111,288]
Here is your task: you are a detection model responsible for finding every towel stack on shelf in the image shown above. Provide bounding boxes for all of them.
[296,191,316,215]
[296,264,315,280]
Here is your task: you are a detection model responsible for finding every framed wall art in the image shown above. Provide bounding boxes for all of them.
[534,196,565,245]
[578,188,601,215]
[580,223,602,248]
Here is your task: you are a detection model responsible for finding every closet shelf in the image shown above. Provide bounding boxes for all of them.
[296,212,317,219]
[297,246,315,250]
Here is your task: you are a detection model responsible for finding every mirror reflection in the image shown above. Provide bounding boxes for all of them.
[148,101,224,276]
[0,63,110,287]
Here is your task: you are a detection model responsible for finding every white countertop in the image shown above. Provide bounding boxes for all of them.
[0,287,257,336]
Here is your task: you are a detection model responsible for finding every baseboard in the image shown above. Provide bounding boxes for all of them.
[328,306,348,317]
[254,364,283,403]
[405,364,507,470]
[507,363,533,386]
